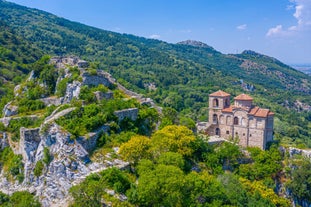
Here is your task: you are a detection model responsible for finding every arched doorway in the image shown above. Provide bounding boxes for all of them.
[215,128,220,136]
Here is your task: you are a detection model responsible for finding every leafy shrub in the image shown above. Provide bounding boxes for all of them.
[43,147,51,165]
[9,191,41,207]
[0,147,24,183]
[34,160,44,177]
[18,98,45,113]
[55,77,69,97]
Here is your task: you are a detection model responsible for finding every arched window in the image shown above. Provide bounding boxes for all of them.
[234,117,239,125]
[213,114,218,124]
[215,128,220,136]
[225,99,230,107]
[213,98,219,107]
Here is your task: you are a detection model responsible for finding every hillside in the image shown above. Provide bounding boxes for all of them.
[0,20,43,110]
[0,1,310,145]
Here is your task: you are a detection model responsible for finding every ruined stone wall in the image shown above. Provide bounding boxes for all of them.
[93,91,113,102]
[19,127,41,162]
[114,108,139,122]
[76,125,110,153]
[82,71,114,87]
[41,97,63,106]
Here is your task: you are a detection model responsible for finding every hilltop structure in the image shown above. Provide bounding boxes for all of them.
[201,90,274,149]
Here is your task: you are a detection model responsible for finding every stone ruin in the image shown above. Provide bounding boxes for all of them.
[114,108,139,122]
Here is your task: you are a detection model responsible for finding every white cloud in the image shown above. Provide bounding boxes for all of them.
[266,25,286,37]
[266,0,311,37]
[149,34,161,39]
[236,24,247,30]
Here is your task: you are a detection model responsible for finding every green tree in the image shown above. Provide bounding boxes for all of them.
[150,125,196,158]
[134,164,185,207]
[288,158,311,203]
[119,135,151,165]
[156,152,185,169]
[9,191,41,207]
[70,178,104,207]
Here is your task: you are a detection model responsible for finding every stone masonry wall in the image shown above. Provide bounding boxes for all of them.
[114,108,139,122]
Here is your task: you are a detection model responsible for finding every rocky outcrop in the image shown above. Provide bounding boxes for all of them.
[114,108,138,122]
[63,81,81,103]
[0,132,9,150]
[3,102,18,117]
[14,84,21,97]
[44,107,76,124]
[0,123,128,207]
[288,147,311,159]
[27,70,35,81]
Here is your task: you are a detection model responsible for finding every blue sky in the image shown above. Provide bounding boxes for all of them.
[7,0,311,64]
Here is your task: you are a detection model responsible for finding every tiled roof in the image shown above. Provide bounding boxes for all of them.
[222,105,233,113]
[222,105,274,118]
[209,90,231,97]
[249,106,259,115]
[234,93,253,101]
[254,108,270,117]
[268,112,275,116]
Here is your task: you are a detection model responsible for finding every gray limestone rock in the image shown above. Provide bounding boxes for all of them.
[3,102,18,117]
[0,132,8,150]
[63,81,81,103]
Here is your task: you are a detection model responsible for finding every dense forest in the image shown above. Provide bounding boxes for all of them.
[0,0,310,206]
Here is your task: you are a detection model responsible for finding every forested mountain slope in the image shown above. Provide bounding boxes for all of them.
[0,0,310,146]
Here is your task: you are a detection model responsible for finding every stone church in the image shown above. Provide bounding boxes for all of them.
[205,90,274,149]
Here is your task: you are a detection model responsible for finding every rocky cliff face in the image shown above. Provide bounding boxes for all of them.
[0,121,127,207]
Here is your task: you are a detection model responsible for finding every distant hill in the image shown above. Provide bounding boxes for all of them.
[0,0,310,146]
[291,64,311,76]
